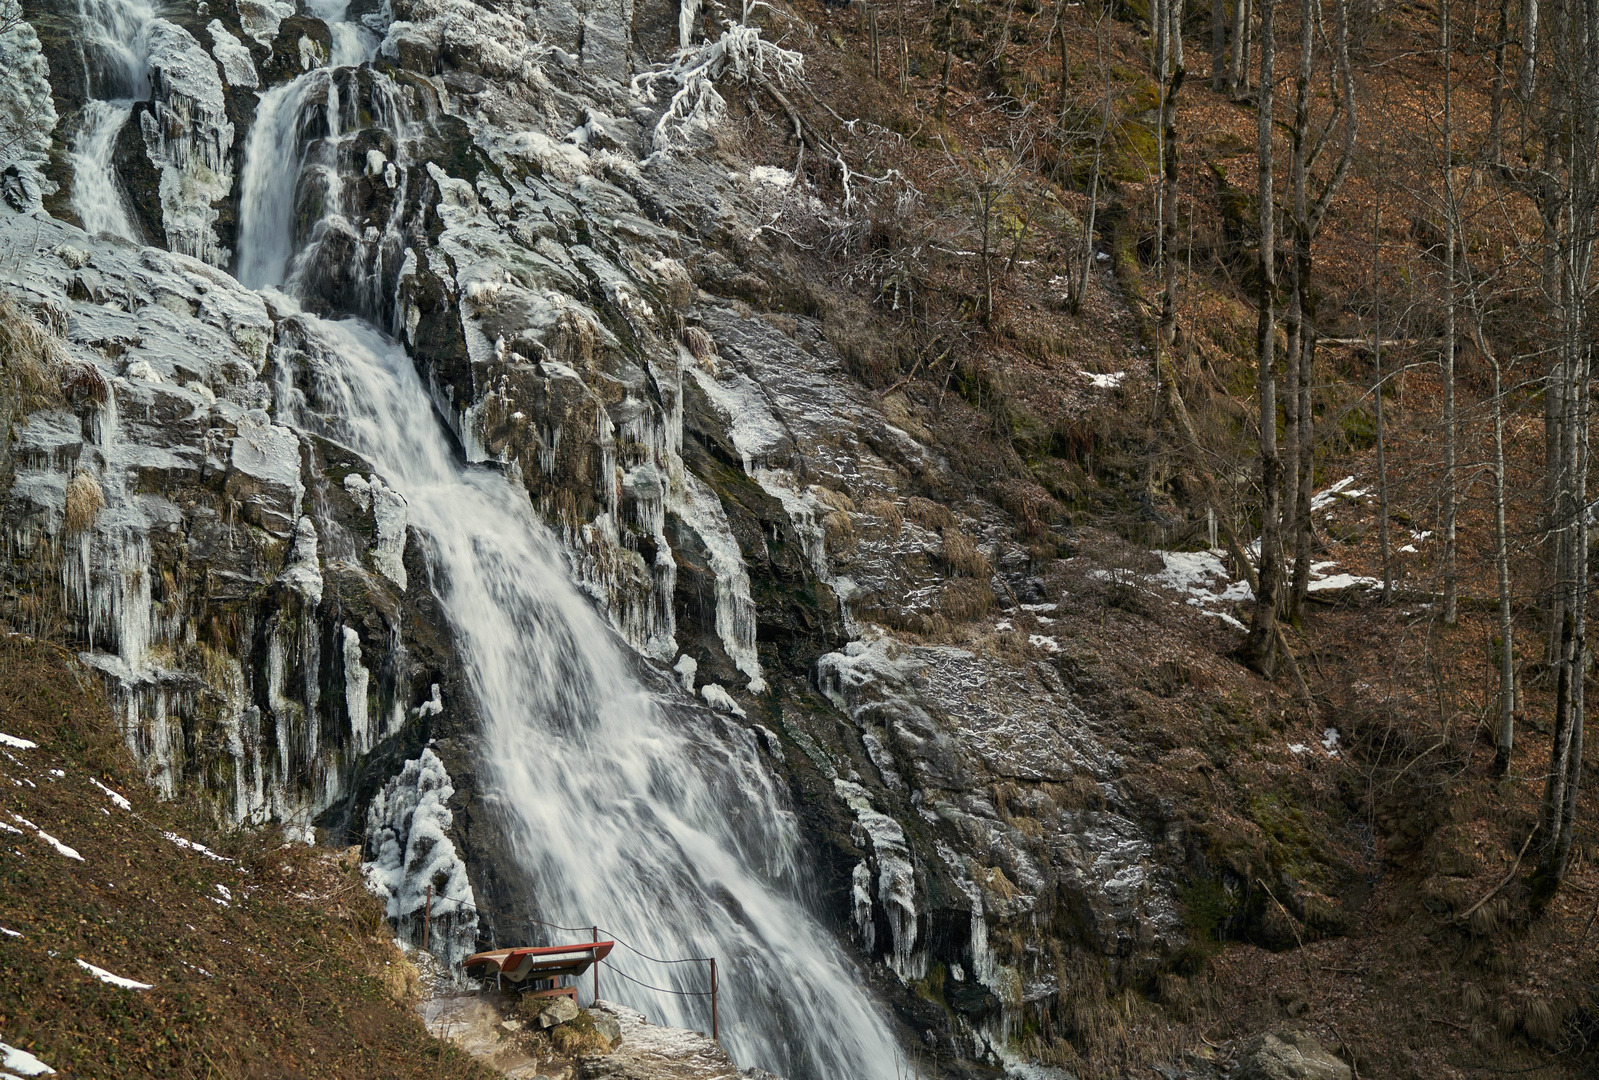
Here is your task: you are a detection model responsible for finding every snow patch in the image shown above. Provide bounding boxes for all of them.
[0,1042,55,1076]
[76,959,152,990]
[0,735,37,750]
[1080,370,1126,389]
[162,832,231,862]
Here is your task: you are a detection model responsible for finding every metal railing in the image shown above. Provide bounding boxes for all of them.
[421,885,721,1041]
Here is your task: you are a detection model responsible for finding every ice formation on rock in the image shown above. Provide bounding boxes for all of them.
[140,20,234,265]
[0,7,57,200]
[363,749,480,968]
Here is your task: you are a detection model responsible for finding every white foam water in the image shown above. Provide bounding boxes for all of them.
[70,100,136,239]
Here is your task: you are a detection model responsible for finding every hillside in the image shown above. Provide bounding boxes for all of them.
[0,634,491,1079]
[0,0,1595,1074]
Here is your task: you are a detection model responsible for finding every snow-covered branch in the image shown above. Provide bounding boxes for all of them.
[632,18,804,154]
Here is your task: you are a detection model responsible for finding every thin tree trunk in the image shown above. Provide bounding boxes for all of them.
[1159,65,1186,353]
[1283,0,1313,617]
[1373,199,1393,603]
[1291,327,1316,612]
[1057,0,1072,116]
[1474,322,1516,775]
[1488,0,1509,163]
[1073,24,1112,315]
[936,0,957,118]
[1244,0,1281,675]
[1229,0,1250,93]
[1442,0,1460,625]
[898,0,909,96]
[1213,0,1228,89]
[1518,0,1539,99]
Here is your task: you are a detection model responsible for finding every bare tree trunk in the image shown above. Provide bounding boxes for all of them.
[1213,0,1228,89]
[1373,198,1394,603]
[1158,0,1186,352]
[1489,0,1509,163]
[936,0,958,118]
[898,0,910,96]
[1152,0,1170,273]
[1159,72,1187,354]
[1073,21,1113,315]
[1518,0,1539,99]
[1473,319,1517,775]
[1442,0,1460,626]
[1244,0,1281,675]
[1282,0,1313,619]
[1291,328,1316,612]
[1537,34,1596,886]
[1229,0,1250,94]
[1057,0,1072,116]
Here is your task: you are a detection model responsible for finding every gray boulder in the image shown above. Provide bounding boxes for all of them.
[1236,1030,1351,1080]
[537,995,582,1029]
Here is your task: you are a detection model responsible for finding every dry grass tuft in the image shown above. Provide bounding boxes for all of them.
[860,496,904,532]
[0,293,67,410]
[549,1013,612,1056]
[934,576,995,621]
[680,325,715,360]
[61,361,109,406]
[940,526,991,578]
[64,470,105,535]
[1522,997,1563,1045]
[379,953,421,1005]
[906,495,956,531]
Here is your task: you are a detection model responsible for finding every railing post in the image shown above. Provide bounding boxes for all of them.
[592,925,599,1005]
[423,884,432,952]
[710,957,718,1044]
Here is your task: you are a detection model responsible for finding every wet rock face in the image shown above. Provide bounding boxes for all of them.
[0,219,471,835]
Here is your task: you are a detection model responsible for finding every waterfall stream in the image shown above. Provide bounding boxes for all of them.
[54,1,907,1076]
[67,0,154,239]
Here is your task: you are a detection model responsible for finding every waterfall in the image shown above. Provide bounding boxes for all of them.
[70,101,135,238]
[51,0,907,1073]
[68,0,154,238]
[277,316,903,1079]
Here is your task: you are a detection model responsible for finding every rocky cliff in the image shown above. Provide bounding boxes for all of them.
[0,0,1255,1073]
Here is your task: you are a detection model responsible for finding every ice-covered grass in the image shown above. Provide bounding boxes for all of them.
[362,749,479,968]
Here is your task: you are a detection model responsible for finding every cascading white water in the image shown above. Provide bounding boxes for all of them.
[44,0,906,1072]
[278,317,904,1079]
[70,100,135,238]
[68,0,155,240]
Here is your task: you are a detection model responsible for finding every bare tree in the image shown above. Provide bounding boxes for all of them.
[1071,15,1117,315]
[1370,196,1394,604]
[1228,0,1252,95]
[1284,0,1358,619]
[1440,0,1460,626]
[1243,0,1282,674]
[1529,0,1598,898]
